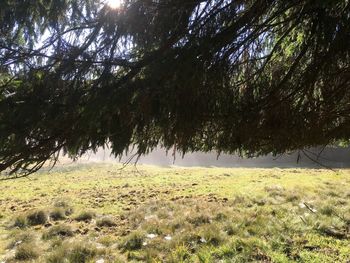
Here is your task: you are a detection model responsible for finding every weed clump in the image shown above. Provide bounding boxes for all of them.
[43,225,74,239]
[98,236,117,247]
[7,232,35,249]
[50,208,66,221]
[75,211,95,222]
[13,214,28,228]
[15,243,39,261]
[54,199,74,216]
[68,243,97,263]
[46,242,98,263]
[196,248,213,262]
[320,205,335,216]
[223,224,239,236]
[121,232,144,251]
[214,212,228,221]
[96,217,116,227]
[212,242,236,259]
[317,223,347,239]
[26,209,47,226]
[285,191,300,202]
[188,214,211,226]
[46,246,66,263]
[168,245,190,262]
[200,225,226,246]
[53,199,70,208]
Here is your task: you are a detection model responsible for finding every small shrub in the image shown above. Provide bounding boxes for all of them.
[75,211,95,222]
[43,225,74,239]
[121,232,144,251]
[15,243,39,261]
[96,217,116,227]
[13,215,28,228]
[68,244,97,263]
[26,209,47,226]
[50,208,66,221]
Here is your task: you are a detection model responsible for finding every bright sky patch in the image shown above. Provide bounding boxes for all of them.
[106,0,123,9]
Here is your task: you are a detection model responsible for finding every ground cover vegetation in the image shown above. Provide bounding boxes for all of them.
[1,164,350,262]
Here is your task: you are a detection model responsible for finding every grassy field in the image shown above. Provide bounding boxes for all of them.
[0,164,350,262]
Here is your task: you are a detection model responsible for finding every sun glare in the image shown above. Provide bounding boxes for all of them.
[106,0,123,9]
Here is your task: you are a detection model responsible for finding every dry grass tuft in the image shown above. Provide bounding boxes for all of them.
[49,207,67,221]
[15,243,39,261]
[12,214,28,228]
[96,217,116,227]
[121,231,145,251]
[26,209,48,226]
[43,225,74,239]
[75,210,95,222]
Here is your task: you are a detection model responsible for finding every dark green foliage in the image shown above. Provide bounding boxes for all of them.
[1,0,350,175]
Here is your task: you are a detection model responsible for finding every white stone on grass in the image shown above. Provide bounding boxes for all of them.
[146,233,157,239]
[298,202,306,208]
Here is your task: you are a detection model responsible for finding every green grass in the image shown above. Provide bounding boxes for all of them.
[1,163,350,262]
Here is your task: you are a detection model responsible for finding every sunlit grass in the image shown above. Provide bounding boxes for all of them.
[106,0,123,9]
[0,164,350,261]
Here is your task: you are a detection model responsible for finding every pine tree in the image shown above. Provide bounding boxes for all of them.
[1,0,350,175]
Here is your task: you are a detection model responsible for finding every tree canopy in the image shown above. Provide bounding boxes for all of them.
[1,0,350,175]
